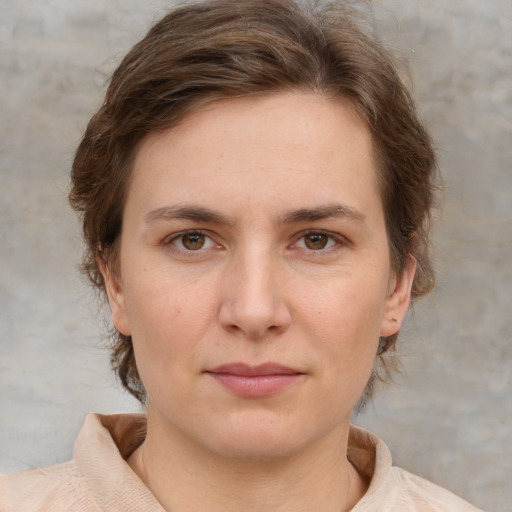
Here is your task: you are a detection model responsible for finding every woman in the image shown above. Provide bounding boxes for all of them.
[0,1,482,510]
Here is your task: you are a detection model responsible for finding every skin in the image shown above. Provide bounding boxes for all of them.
[102,92,415,512]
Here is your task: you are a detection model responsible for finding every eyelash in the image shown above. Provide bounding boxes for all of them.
[291,229,346,254]
[164,230,218,253]
[163,229,347,255]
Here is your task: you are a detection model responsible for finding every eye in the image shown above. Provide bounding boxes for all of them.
[303,233,330,250]
[169,231,217,251]
[294,231,339,251]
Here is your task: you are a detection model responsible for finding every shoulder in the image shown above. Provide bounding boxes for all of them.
[0,460,100,511]
[388,466,484,512]
[348,426,483,512]
[0,413,154,512]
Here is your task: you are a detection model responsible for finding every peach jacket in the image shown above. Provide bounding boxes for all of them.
[0,414,482,511]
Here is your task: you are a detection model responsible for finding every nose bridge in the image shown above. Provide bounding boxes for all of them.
[239,244,275,307]
[219,239,290,338]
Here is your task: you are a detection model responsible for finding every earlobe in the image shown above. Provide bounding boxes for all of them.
[98,256,132,336]
[380,256,416,337]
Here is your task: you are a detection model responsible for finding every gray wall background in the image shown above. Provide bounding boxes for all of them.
[1,1,510,510]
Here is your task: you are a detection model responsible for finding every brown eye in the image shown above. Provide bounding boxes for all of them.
[181,233,206,250]
[304,233,329,250]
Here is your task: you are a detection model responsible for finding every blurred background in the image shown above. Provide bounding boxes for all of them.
[1,1,510,509]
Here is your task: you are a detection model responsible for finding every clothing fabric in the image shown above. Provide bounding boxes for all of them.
[0,413,482,511]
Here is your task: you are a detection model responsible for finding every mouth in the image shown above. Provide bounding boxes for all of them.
[205,363,305,398]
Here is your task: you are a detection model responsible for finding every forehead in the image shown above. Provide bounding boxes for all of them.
[127,92,381,221]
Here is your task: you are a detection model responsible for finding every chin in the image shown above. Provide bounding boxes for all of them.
[199,410,336,462]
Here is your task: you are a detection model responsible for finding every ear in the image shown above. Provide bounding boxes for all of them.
[98,256,132,336]
[380,255,416,337]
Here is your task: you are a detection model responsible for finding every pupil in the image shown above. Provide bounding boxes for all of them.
[306,234,327,250]
[183,234,205,250]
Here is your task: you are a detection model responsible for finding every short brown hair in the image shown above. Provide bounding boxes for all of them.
[69,0,438,406]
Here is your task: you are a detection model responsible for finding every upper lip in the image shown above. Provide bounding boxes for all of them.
[207,363,303,376]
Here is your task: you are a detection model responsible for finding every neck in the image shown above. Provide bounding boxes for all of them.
[128,412,367,512]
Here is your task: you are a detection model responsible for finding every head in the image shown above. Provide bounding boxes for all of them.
[70,0,437,412]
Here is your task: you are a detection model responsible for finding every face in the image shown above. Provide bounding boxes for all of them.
[104,92,414,460]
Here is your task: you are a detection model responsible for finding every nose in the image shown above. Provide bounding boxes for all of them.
[218,248,292,340]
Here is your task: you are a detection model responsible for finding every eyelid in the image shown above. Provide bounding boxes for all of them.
[161,228,348,254]
[290,229,348,251]
[163,229,221,252]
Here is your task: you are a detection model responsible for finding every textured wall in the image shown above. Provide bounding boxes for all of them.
[1,1,510,510]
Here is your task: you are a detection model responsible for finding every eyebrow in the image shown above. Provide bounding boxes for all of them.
[145,203,365,226]
[145,205,233,225]
[279,203,366,224]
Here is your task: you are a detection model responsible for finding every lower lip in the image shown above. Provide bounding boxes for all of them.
[207,373,303,398]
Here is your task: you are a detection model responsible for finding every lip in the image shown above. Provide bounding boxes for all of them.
[205,363,305,398]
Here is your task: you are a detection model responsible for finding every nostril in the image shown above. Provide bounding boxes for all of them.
[217,270,292,339]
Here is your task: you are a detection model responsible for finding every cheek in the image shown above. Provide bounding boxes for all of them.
[300,269,387,337]
[296,271,387,377]
[125,259,212,326]
[123,269,218,370]
[130,301,208,348]
[125,286,213,404]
